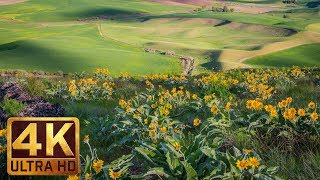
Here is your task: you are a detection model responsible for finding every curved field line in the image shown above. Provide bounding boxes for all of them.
[238,31,320,63]
[97,22,136,47]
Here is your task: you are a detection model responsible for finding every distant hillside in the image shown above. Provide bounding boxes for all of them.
[150,0,212,6]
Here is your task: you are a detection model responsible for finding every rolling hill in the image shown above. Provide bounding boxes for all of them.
[0,0,319,74]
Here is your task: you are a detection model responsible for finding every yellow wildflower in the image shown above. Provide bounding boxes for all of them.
[93,160,104,174]
[67,175,79,180]
[283,108,296,121]
[308,102,316,109]
[211,106,219,115]
[83,135,89,143]
[286,97,293,103]
[248,157,260,168]
[236,158,249,170]
[109,169,122,180]
[270,110,277,117]
[193,118,201,127]
[85,173,92,180]
[149,124,156,131]
[298,109,306,117]
[174,128,180,134]
[133,113,141,119]
[0,129,6,137]
[173,142,181,150]
[0,145,6,154]
[119,99,127,108]
[225,102,231,111]
[151,103,157,109]
[310,112,318,121]
[243,149,253,154]
[192,94,197,99]
[160,127,167,134]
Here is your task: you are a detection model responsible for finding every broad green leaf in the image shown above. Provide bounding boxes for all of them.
[135,146,156,165]
[144,167,171,178]
[181,161,198,180]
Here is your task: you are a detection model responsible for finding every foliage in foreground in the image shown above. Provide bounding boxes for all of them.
[0,66,319,179]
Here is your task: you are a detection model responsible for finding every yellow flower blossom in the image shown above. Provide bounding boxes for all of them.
[0,129,7,137]
[85,173,92,180]
[83,135,89,143]
[193,118,201,126]
[298,109,306,117]
[211,106,219,115]
[249,157,260,168]
[225,102,232,111]
[192,94,197,99]
[0,145,6,154]
[149,124,157,131]
[109,169,122,180]
[173,142,181,150]
[308,102,316,109]
[93,160,104,174]
[243,149,253,154]
[133,113,141,119]
[310,112,318,121]
[236,158,249,170]
[160,127,167,134]
[67,175,79,180]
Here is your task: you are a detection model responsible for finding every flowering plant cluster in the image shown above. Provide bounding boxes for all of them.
[0,128,6,155]
[0,66,317,179]
[67,135,133,180]
[47,68,114,101]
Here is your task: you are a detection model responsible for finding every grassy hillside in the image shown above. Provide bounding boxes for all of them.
[0,0,319,74]
[0,0,186,22]
[100,18,295,72]
[144,8,320,31]
[245,43,320,67]
[0,23,180,74]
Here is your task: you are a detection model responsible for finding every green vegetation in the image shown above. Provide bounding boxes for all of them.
[0,23,180,75]
[1,67,320,179]
[0,0,185,22]
[0,0,319,73]
[245,43,320,67]
[144,9,319,31]
[1,99,26,116]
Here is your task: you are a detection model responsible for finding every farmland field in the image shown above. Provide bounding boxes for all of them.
[0,0,320,179]
[0,0,319,74]
[245,43,320,67]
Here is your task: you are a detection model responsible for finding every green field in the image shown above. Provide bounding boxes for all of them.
[0,0,319,74]
[0,0,185,22]
[245,43,320,67]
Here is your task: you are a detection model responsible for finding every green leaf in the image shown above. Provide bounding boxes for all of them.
[200,146,217,159]
[84,155,91,173]
[226,151,240,175]
[267,166,279,174]
[233,146,242,158]
[181,161,198,180]
[135,146,156,165]
[166,152,181,172]
[144,167,171,178]
[253,173,273,180]
[166,144,184,158]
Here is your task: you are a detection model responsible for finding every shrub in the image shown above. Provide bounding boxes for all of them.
[1,99,26,117]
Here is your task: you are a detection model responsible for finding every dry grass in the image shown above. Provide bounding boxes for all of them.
[0,0,26,5]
